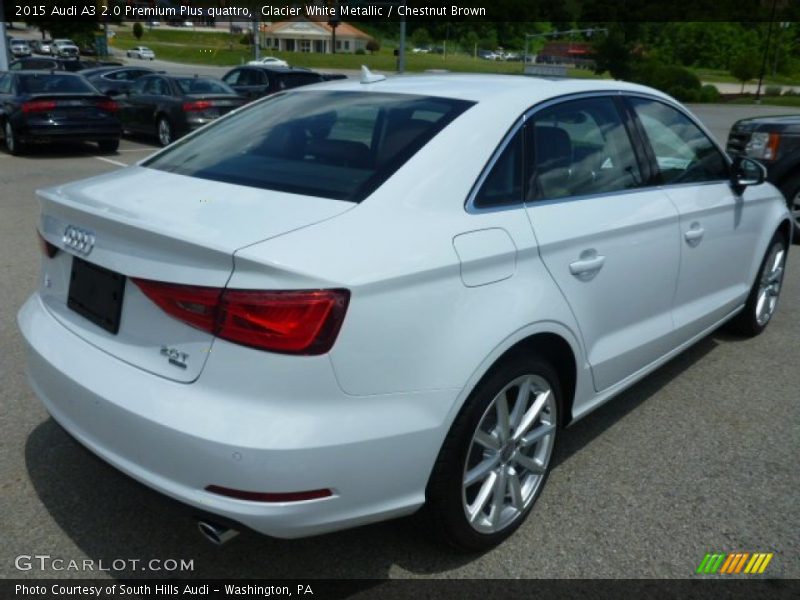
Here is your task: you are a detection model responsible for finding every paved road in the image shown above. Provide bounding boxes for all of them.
[0,106,798,581]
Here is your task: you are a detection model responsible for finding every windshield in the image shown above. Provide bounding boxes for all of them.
[144,91,474,202]
[175,78,235,95]
[17,74,95,94]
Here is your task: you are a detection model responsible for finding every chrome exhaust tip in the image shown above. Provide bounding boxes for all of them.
[197,520,239,545]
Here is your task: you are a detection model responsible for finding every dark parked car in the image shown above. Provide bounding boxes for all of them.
[728,115,800,241]
[81,66,156,95]
[0,71,121,155]
[221,66,325,101]
[119,74,246,146]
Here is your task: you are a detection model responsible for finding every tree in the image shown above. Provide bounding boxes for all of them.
[592,24,642,80]
[411,27,432,50]
[133,22,144,41]
[366,39,380,54]
[730,51,760,93]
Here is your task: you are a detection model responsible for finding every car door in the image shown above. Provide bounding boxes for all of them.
[523,95,681,392]
[627,97,764,340]
[122,76,157,132]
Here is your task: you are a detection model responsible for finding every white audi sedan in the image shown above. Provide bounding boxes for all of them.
[18,74,791,551]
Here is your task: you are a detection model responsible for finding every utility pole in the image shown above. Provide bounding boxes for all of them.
[755,0,778,103]
[397,1,406,73]
[0,21,7,71]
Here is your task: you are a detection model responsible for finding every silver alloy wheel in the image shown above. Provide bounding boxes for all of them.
[755,242,786,327]
[158,118,172,146]
[5,122,15,153]
[462,374,556,534]
[792,191,800,233]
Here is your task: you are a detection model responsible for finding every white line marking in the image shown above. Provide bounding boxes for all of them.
[93,156,128,167]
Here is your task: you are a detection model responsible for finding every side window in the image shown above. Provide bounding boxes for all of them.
[0,74,11,93]
[630,98,728,184]
[130,77,148,95]
[144,78,167,95]
[473,129,523,208]
[222,70,240,86]
[525,97,642,201]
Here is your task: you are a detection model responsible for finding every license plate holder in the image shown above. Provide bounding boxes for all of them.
[67,257,125,334]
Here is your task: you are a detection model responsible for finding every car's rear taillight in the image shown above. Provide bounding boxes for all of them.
[183,100,213,112]
[22,100,57,113]
[132,279,349,355]
[96,99,119,112]
[37,231,59,258]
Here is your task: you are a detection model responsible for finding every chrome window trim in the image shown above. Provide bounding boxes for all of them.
[465,89,732,215]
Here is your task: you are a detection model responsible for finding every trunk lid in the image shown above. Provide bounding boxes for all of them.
[36,166,353,382]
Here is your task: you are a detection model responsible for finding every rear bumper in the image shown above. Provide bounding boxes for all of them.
[21,124,122,144]
[17,293,454,538]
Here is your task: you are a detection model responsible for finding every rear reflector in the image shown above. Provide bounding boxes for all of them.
[183,100,213,112]
[22,100,57,113]
[96,99,119,113]
[37,231,59,258]
[132,279,349,355]
[205,485,332,503]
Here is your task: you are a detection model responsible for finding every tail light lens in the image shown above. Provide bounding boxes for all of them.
[96,99,119,112]
[132,279,349,355]
[37,231,59,258]
[22,100,57,113]
[183,100,213,112]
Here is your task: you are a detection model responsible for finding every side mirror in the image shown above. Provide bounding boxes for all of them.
[732,156,766,191]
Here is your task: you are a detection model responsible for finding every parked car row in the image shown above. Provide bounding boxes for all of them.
[0,62,346,153]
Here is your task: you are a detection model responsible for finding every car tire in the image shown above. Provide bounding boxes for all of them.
[4,121,25,156]
[778,173,800,244]
[97,139,120,153]
[728,232,788,337]
[425,354,560,552]
[156,116,173,147]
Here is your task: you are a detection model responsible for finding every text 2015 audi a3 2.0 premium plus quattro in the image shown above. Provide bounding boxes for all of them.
[18,71,791,551]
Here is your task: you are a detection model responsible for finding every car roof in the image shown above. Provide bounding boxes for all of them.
[309,73,671,108]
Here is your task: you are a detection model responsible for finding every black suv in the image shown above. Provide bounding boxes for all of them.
[727,115,800,241]
[221,66,325,101]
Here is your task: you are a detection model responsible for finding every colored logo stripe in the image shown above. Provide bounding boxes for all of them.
[697,552,773,574]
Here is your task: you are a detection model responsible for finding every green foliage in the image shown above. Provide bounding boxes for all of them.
[631,60,701,101]
[411,28,433,49]
[730,51,761,91]
[592,24,641,80]
[699,84,721,103]
[765,85,783,97]
[355,48,366,55]
[132,22,143,41]
[366,39,380,54]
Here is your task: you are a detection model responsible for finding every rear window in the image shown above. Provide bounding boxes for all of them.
[17,74,95,94]
[175,78,235,95]
[144,91,474,202]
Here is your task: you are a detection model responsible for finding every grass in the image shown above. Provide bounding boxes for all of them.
[110,27,603,77]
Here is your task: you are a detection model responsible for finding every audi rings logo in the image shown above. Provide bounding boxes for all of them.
[63,226,95,256]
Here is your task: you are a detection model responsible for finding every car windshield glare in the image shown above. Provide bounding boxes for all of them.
[18,74,95,94]
[175,78,234,95]
[143,90,474,202]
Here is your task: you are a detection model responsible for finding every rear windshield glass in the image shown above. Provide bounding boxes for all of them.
[175,78,235,95]
[144,91,474,202]
[17,74,94,94]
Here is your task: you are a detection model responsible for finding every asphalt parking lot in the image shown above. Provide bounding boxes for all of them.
[0,104,798,581]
